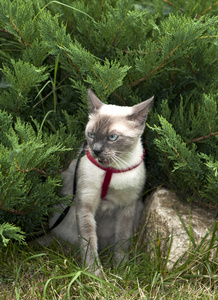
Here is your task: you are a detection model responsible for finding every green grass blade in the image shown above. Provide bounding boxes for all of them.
[13,253,48,296]
[206,221,218,259]
[173,206,196,247]
[34,1,97,23]
[66,271,82,299]
[163,227,173,274]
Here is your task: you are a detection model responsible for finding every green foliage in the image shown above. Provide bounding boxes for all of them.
[0,220,217,298]
[0,109,77,243]
[0,223,25,247]
[0,59,49,115]
[148,93,218,205]
[0,0,217,245]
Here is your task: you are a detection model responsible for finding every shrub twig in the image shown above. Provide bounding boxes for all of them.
[186,132,218,144]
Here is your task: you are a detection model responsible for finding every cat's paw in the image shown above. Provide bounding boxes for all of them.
[94,267,102,277]
[87,264,103,277]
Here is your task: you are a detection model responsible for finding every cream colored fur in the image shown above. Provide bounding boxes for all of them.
[37,89,153,276]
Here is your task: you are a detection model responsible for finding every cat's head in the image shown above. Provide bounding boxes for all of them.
[85,89,153,168]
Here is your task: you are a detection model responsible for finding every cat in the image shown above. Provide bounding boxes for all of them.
[38,88,153,276]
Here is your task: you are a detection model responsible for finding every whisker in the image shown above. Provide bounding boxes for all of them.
[114,150,140,159]
[110,156,121,168]
[110,154,132,169]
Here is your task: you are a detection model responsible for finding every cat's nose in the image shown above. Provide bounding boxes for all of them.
[93,149,102,156]
[93,143,103,156]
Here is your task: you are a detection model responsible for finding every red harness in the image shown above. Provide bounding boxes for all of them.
[86,149,144,200]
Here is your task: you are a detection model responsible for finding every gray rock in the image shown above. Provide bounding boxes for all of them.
[138,188,217,270]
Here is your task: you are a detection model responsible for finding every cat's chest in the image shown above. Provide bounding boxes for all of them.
[81,155,145,185]
[78,156,145,207]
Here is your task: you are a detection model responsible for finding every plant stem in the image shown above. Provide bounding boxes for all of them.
[130,42,184,87]
[186,132,218,144]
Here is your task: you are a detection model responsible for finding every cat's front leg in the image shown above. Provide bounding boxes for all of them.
[113,202,137,266]
[76,201,101,275]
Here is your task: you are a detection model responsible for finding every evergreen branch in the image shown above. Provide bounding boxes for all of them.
[112,92,127,106]
[130,42,184,87]
[0,28,30,49]
[84,24,95,50]
[62,49,81,74]
[192,200,218,211]
[111,6,129,48]
[172,146,202,202]
[111,20,124,47]
[161,0,184,13]
[173,60,176,85]
[172,146,187,164]
[186,54,198,77]
[123,49,163,55]
[198,1,218,17]
[176,83,194,96]
[32,168,47,176]
[193,174,202,203]
[162,0,173,6]
[99,0,106,22]
[186,132,218,144]
[15,160,47,176]
[0,201,38,215]
[163,151,173,187]
[9,16,30,47]
[0,28,12,35]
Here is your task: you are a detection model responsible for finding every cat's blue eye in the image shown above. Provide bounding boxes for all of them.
[108,134,119,141]
[88,132,94,139]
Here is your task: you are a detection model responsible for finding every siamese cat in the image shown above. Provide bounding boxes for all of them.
[38,89,153,276]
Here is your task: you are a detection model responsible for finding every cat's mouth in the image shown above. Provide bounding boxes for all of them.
[97,158,112,166]
[90,150,112,166]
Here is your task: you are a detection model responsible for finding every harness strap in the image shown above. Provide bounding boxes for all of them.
[101,169,113,200]
[50,143,144,229]
[86,149,144,200]
[50,140,87,231]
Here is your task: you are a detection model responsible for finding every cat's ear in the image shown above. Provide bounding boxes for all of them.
[87,88,104,112]
[127,96,154,126]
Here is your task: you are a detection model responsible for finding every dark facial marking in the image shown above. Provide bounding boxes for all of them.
[91,115,113,136]
[87,117,138,160]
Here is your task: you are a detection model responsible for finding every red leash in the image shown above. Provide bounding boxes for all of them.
[86,149,144,200]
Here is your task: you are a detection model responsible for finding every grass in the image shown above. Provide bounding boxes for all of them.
[0,222,217,300]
